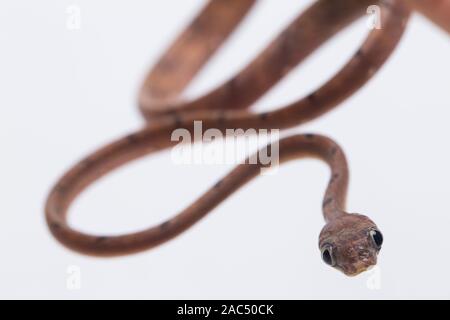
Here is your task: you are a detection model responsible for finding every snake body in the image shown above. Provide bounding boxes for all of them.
[46,0,410,276]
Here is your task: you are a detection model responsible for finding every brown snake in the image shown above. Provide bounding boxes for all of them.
[46,0,412,276]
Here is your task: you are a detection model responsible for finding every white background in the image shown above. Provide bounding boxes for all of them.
[0,0,449,299]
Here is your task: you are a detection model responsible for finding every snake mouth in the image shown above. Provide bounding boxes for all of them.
[343,267,370,277]
[339,259,377,277]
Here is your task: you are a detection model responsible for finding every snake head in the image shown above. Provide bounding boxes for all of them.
[318,214,383,276]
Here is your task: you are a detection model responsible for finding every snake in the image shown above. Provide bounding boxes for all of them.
[46,0,410,276]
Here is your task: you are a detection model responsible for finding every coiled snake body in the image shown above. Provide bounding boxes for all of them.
[46,0,411,276]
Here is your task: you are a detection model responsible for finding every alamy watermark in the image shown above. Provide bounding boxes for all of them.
[366,265,382,290]
[171,121,280,175]
[367,5,382,30]
[66,5,81,31]
[66,265,81,290]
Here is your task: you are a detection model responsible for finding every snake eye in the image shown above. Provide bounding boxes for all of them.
[369,229,383,249]
[321,245,336,266]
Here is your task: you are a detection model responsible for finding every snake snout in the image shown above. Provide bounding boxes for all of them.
[342,247,378,276]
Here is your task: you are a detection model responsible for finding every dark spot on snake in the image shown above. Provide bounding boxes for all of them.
[126,134,139,144]
[323,198,333,208]
[50,223,61,231]
[166,109,176,116]
[330,173,339,183]
[260,113,269,121]
[279,29,298,60]
[330,148,337,156]
[305,134,315,139]
[79,158,93,169]
[160,221,170,231]
[307,93,318,105]
[226,78,239,99]
[191,14,208,32]
[217,111,226,126]
[96,236,108,243]
[55,184,68,195]
[173,114,182,127]
[214,180,223,189]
